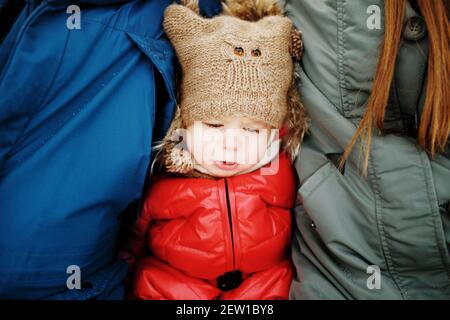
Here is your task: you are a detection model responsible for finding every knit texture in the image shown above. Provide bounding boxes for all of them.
[163,4,295,128]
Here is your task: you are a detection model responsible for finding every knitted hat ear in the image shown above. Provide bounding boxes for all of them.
[290,28,303,61]
[163,4,213,43]
[179,0,200,14]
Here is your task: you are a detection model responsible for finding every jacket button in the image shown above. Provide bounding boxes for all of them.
[403,16,427,41]
[217,270,243,291]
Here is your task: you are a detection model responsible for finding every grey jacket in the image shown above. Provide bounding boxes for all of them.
[285,0,450,299]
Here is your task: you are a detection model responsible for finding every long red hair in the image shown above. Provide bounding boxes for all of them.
[341,0,450,173]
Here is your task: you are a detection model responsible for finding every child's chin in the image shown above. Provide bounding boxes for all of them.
[208,169,239,178]
[201,165,235,177]
[207,165,254,178]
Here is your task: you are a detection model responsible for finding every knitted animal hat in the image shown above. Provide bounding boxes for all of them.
[155,0,308,177]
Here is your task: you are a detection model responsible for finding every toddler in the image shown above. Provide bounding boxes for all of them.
[126,0,308,300]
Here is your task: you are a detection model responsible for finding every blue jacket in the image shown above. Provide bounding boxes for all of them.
[0,0,220,299]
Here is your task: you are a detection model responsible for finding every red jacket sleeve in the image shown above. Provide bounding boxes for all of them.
[133,257,222,300]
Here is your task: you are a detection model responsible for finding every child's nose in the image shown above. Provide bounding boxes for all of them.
[223,130,238,151]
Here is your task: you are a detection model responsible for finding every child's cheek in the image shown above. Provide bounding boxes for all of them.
[258,136,270,160]
[186,126,219,165]
[186,131,204,165]
[238,138,257,164]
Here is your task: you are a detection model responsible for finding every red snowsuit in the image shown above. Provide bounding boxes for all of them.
[129,153,296,300]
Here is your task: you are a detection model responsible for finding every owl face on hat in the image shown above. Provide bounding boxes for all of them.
[163,4,297,128]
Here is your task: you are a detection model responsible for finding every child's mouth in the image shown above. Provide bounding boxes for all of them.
[214,161,239,171]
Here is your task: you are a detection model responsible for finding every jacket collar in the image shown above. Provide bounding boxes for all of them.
[154,152,294,209]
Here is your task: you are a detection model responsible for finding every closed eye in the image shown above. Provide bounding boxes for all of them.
[243,128,260,133]
[204,122,224,128]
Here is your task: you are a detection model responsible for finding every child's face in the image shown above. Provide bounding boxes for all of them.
[186,117,274,177]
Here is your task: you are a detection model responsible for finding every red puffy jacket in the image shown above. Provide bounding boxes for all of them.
[130,153,296,300]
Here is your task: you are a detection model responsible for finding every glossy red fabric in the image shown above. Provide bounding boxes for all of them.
[130,153,296,300]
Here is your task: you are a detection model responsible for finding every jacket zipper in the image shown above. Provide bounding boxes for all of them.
[223,178,236,270]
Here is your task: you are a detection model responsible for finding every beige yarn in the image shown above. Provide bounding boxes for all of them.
[163,4,295,128]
